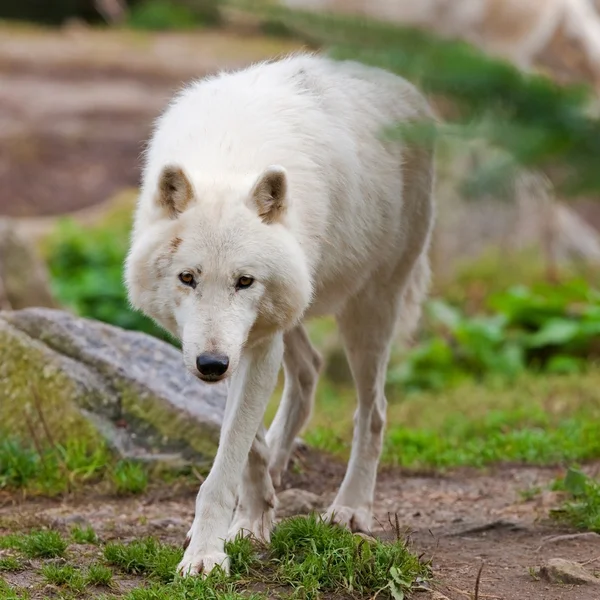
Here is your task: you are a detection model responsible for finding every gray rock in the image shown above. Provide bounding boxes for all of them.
[538,558,600,585]
[0,218,58,310]
[0,308,226,465]
[277,488,324,518]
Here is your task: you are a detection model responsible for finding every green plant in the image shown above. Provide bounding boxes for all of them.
[388,279,600,393]
[0,556,22,572]
[552,468,600,532]
[86,563,114,587]
[41,563,86,592]
[0,530,68,559]
[110,460,149,496]
[46,217,175,345]
[127,0,221,30]
[71,525,98,545]
[0,436,111,496]
[104,537,182,582]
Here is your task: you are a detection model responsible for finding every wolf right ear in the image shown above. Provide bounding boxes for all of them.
[157,166,193,219]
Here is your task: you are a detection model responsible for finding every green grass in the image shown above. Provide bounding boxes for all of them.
[41,563,86,593]
[70,525,98,545]
[104,537,183,583]
[100,516,428,600]
[279,368,600,470]
[552,468,600,532]
[0,529,67,558]
[111,460,149,496]
[0,435,155,497]
[85,563,114,587]
[0,556,23,572]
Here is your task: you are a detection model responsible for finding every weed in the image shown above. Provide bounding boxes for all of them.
[552,468,600,532]
[111,460,149,496]
[0,529,67,559]
[104,537,182,583]
[71,525,98,545]
[0,579,28,599]
[41,563,86,593]
[0,556,22,572]
[86,563,114,587]
[269,515,428,599]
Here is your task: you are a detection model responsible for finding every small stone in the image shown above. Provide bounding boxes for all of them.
[538,558,600,585]
[277,488,324,518]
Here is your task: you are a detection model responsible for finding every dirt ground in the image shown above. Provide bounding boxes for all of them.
[2,450,600,600]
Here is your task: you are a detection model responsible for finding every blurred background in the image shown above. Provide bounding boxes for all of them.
[2,0,600,484]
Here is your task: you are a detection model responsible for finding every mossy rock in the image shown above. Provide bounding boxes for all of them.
[0,308,225,467]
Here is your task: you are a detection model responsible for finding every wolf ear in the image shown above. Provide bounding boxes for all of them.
[249,166,288,224]
[157,166,193,219]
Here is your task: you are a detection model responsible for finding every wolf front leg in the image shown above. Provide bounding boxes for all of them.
[177,333,284,577]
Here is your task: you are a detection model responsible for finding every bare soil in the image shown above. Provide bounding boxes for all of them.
[2,450,600,600]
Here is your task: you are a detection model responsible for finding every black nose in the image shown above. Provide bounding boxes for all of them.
[196,353,229,379]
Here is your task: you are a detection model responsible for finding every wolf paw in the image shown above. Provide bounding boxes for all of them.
[177,538,229,577]
[323,504,372,533]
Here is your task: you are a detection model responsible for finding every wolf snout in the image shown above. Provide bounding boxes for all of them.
[196,353,229,381]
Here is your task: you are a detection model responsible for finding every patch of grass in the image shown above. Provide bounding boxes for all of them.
[41,563,86,593]
[85,563,114,587]
[104,537,182,583]
[0,435,157,498]
[552,468,600,532]
[0,437,111,496]
[110,460,149,496]
[0,556,23,572]
[0,529,67,559]
[0,579,28,599]
[101,517,427,599]
[269,515,428,599]
[121,577,259,600]
[296,369,600,469]
[71,524,98,545]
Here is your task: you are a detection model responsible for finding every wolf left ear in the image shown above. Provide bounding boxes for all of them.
[249,166,288,224]
[157,166,193,219]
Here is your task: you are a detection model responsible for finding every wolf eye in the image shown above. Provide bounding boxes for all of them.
[236,276,254,290]
[179,271,195,287]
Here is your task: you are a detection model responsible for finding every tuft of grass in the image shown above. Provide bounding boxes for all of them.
[85,563,114,587]
[0,556,23,572]
[225,534,259,576]
[111,460,149,496]
[0,437,111,496]
[120,577,260,600]
[552,468,600,532]
[0,579,29,599]
[269,515,429,599]
[0,529,67,559]
[104,537,182,583]
[71,524,98,545]
[41,563,86,593]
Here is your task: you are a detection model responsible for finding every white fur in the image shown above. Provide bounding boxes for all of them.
[125,53,435,577]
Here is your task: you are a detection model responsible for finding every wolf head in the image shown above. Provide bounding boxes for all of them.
[125,165,312,382]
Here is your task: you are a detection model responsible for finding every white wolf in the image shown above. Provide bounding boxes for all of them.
[125,53,435,577]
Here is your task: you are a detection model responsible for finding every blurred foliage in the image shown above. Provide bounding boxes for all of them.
[389,279,600,392]
[552,467,600,532]
[45,205,177,346]
[0,0,221,27]
[233,1,600,198]
[127,0,221,29]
